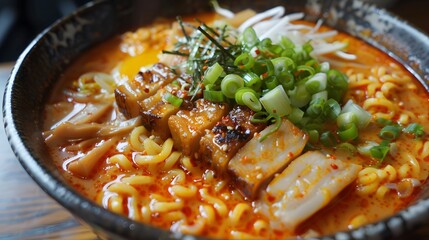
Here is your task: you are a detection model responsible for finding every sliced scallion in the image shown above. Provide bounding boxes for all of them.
[379,125,401,140]
[203,90,225,102]
[320,131,337,147]
[324,98,341,120]
[336,142,357,155]
[404,123,425,138]
[338,123,358,141]
[341,100,371,129]
[234,52,255,70]
[370,140,390,162]
[242,91,262,111]
[287,107,304,125]
[242,27,259,49]
[221,74,244,98]
[203,62,224,85]
[305,72,327,94]
[260,85,291,117]
[163,92,183,107]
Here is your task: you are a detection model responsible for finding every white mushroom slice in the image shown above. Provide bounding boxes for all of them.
[227,119,308,199]
[259,151,362,231]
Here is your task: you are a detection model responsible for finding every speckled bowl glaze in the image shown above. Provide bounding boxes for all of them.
[3,0,429,239]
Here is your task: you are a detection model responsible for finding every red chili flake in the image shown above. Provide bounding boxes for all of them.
[267,194,275,203]
[144,88,149,93]
[261,72,269,78]
[288,152,294,158]
[330,163,338,170]
[255,49,260,55]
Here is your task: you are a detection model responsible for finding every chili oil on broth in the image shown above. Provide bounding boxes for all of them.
[42,12,429,239]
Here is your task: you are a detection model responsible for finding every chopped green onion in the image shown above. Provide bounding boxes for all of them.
[260,85,292,117]
[281,48,295,58]
[272,57,295,75]
[305,72,327,94]
[296,65,316,80]
[404,123,425,138]
[242,91,262,111]
[338,123,358,142]
[203,62,224,85]
[163,92,183,107]
[370,140,390,162]
[308,129,319,144]
[324,98,341,120]
[264,59,275,77]
[269,44,283,55]
[337,112,357,129]
[250,112,271,123]
[259,114,282,142]
[277,71,295,90]
[336,142,357,155]
[242,72,261,88]
[288,84,311,108]
[303,42,314,54]
[288,107,304,125]
[312,91,328,101]
[234,52,255,70]
[320,131,337,147]
[341,100,371,129]
[320,62,330,73]
[279,36,295,49]
[357,141,378,157]
[264,76,279,90]
[306,97,325,117]
[242,27,259,49]
[326,69,348,101]
[379,125,401,140]
[203,90,225,102]
[251,60,268,75]
[376,118,393,126]
[235,87,258,105]
[221,74,244,98]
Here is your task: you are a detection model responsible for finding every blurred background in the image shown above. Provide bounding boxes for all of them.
[0,0,428,63]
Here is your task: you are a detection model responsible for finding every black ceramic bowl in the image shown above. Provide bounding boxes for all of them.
[3,0,429,239]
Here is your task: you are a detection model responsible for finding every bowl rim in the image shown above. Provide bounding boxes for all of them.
[2,1,176,239]
[3,0,429,239]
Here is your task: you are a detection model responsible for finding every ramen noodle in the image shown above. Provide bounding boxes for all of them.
[43,6,429,239]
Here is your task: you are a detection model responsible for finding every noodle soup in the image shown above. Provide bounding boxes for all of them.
[42,6,429,239]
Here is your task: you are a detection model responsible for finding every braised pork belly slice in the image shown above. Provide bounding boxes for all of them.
[258,151,362,231]
[168,99,229,157]
[140,78,191,139]
[115,63,176,118]
[227,119,308,199]
[199,106,266,174]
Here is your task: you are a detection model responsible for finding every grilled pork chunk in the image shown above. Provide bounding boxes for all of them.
[227,119,308,199]
[259,151,362,231]
[140,77,191,139]
[199,106,265,174]
[168,99,229,157]
[115,63,176,118]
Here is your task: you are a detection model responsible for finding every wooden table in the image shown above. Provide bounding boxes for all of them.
[0,63,97,239]
[1,1,429,239]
